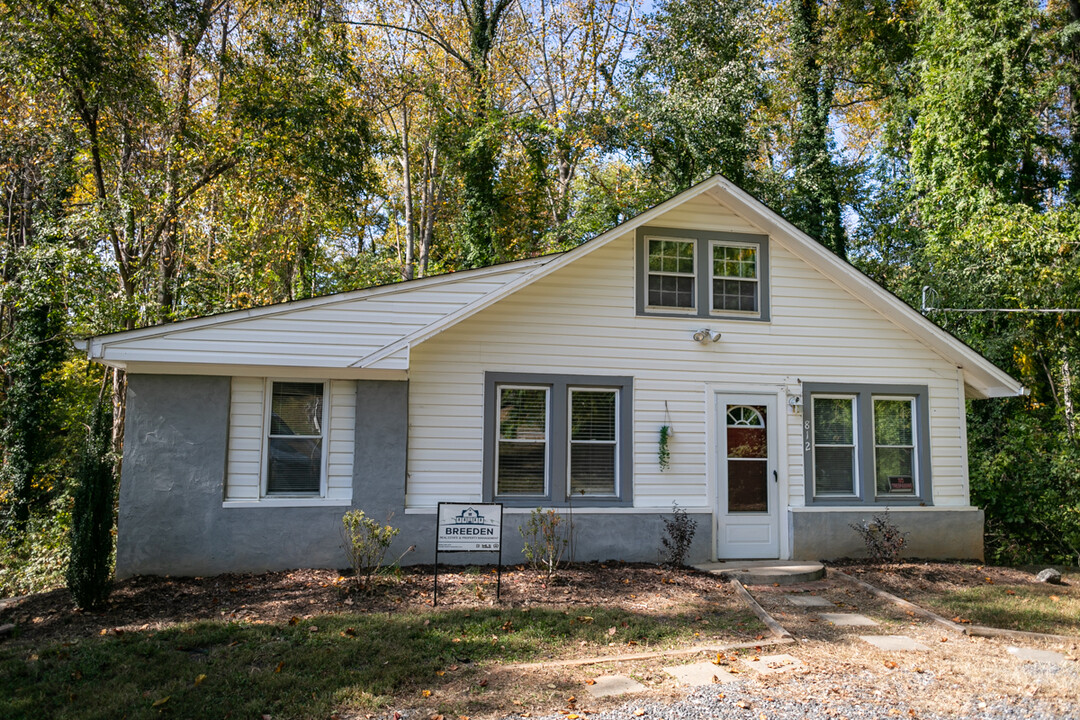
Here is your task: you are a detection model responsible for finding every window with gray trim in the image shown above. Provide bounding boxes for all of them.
[636,226,770,321]
[802,383,932,505]
[484,373,633,506]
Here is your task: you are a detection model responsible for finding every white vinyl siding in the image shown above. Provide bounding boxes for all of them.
[406,191,971,511]
[98,265,542,369]
[226,378,355,503]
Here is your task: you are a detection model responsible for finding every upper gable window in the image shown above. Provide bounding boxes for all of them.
[711,241,759,313]
[636,227,769,321]
[646,237,696,311]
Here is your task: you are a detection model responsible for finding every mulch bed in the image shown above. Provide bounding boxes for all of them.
[829,560,1071,597]
[0,562,737,644]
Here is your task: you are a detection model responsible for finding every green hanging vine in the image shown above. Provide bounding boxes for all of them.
[658,425,671,471]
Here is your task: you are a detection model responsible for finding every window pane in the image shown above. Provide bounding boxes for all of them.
[713,279,758,312]
[571,391,615,441]
[271,382,323,436]
[499,388,546,440]
[728,459,768,512]
[648,239,694,275]
[648,274,694,308]
[814,398,854,444]
[714,244,756,279]
[497,442,546,495]
[570,444,616,495]
[267,437,322,494]
[815,446,855,495]
[876,447,914,494]
[728,426,766,459]
[875,399,913,445]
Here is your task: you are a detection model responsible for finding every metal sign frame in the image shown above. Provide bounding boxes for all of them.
[433,502,504,605]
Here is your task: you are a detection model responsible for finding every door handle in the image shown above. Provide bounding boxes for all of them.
[773,470,778,483]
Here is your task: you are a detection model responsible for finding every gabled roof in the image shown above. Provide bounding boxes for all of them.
[83,174,1024,398]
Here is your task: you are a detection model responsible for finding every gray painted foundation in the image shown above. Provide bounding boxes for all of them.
[116,374,712,577]
[789,508,984,561]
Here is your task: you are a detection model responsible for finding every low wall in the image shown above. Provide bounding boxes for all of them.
[789,507,984,561]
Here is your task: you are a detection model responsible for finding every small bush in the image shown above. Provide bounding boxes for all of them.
[66,399,116,610]
[661,502,698,566]
[520,508,568,580]
[341,510,399,587]
[850,510,908,563]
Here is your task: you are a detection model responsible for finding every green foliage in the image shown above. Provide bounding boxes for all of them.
[520,508,569,581]
[661,502,698,566]
[341,510,400,587]
[0,494,71,597]
[787,0,846,257]
[969,399,1080,566]
[911,0,1062,231]
[66,398,116,610]
[625,0,769,192]
[658,425,672,471]
[2,297,66,529]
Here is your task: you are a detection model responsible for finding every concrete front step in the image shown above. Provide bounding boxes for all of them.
[694,560,825,585]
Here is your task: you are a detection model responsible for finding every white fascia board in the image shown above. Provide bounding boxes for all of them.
[705,180,1025,400]
[83,256,551,359]
[354,178,727,368]
[119,361,408,380]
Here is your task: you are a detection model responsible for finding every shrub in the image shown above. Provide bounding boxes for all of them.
[66,399,116,610]
[341,510,399,587]
[520,508,568,580]
[849,510,908,563]
[661,502,698,566]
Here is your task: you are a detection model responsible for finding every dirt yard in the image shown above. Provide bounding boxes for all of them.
[2,561,1078,720]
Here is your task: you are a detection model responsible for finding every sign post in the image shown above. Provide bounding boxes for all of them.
[434,502,503,605]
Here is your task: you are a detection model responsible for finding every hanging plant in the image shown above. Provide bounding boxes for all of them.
[658,425,672,471]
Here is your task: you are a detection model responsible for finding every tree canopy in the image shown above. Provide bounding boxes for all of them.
[2,0,1079,587]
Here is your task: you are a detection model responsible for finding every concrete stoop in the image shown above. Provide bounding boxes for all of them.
[694,560,825,585]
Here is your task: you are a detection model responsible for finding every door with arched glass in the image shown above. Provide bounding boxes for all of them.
[716,394,779,558]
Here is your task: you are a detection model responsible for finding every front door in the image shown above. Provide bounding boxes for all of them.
[716,394,780,559]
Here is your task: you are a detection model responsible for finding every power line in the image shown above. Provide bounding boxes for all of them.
[920,286,1080,315]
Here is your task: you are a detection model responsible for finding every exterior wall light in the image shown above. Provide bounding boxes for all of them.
[787,394,803,414]
[692,329,721,343]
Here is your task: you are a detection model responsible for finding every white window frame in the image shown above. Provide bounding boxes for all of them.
[261,378,329,498]
[810,394,860,498]
[873,395,918,497]
[494,384,550,498]
[567,387,620,498]
[644,235,698,313]
[709,239,760,316]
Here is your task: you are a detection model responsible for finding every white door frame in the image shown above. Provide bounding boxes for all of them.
[705,385,790,560]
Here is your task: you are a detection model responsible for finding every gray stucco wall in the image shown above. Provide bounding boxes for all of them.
[790,509,984,562]
[117,375,712,577]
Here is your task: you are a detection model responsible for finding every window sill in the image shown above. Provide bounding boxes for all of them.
[223,498,352,509]
[807,497,930,507]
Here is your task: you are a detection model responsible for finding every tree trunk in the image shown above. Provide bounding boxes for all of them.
[401,105,415,281]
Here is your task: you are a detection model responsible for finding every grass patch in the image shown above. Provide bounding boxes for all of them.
[918,580,1080,636]
[0,604,761,720]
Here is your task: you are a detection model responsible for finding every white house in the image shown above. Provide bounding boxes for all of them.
[82,175,1024,576]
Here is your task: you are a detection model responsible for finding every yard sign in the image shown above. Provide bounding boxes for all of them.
[433,502,503,604]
